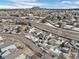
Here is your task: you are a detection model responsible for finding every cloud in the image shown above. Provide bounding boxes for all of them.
[61,1,79,5]
[1,0,48,8]
[9,0,37,2]
[58,0,79,8]
[59,5,79,9]
[0,5,17,9]
[61,1,71,4]
[75,1,79,4]
[14,2,46,6]
[0,0,79,9]
[0,0,38,9]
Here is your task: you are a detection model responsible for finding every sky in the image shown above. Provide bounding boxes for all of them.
[0,0,79,9]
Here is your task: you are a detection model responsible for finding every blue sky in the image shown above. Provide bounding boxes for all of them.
[0,0,79,9]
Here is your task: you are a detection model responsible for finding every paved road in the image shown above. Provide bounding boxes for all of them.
[0,33,53,59]
[0,16,20,19]
[30,21,79,41]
